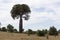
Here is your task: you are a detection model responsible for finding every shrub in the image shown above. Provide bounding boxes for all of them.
[36,30,45,36]
[44,29,48,34]
[7,24,14,32]
[1,27,7,32]
[27,29,32,36]
[32,31,36,34]
[13,29,18,33]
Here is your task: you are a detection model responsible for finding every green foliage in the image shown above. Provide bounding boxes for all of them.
[28,29,32,34]
[7,24,14,32]
[11,4,31,20]
[42,29,48,34]
[24,30,36,34]
[44,29,48,34]
[13,29,18,33]
[32,31,36,34]
[1,27,7,32]
[49,26,58,36]
[27,29,32,36]
[36,30,45,36]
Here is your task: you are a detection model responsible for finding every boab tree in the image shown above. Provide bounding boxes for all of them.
[10,4,31,33]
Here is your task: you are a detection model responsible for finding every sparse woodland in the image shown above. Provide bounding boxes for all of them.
[0,4,60,40]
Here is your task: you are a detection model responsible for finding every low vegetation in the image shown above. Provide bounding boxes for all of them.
[0,24,60,37]
[36,30,45,36]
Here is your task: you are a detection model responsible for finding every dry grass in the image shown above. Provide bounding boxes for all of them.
[0,31,60,40]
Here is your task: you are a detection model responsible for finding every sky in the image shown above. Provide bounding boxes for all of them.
[0,0,60,31]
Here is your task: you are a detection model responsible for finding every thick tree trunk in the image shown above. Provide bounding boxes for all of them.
[19,15,23,33]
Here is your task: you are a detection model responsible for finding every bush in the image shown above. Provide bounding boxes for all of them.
[49,26,58,36]
[1,27,7,32]
[44,29,48,34]
[13,29,18,33]
[7,24,14,32]
[27,29,32,36]
[36,30,45,36]
[32,31,36,34]
[24,30,36,34]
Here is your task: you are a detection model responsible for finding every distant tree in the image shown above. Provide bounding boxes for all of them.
[36,30,45,36]
[24,30,36,34]
[44,29,48,34]
[32,31,36,34]
[49,26,58,36]
[1,27,7,32]
[27,29,32,36]
[13,29,18,33]
[7,24,14,32]
[42,29,48,34]
[10,4,31,33]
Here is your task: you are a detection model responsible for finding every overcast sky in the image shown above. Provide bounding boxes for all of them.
[0,0,60,31]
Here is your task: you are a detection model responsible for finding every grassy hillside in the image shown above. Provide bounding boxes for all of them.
[0,31,60,40]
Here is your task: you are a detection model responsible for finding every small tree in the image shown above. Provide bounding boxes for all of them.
[36,30,45,36]
[7,24,14,32]
[13,29,18,33]
[1,27,7,32]
[44,29,48,34]
[49,26,58,36]
[32,31,36,34]
[27,29,32,36]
